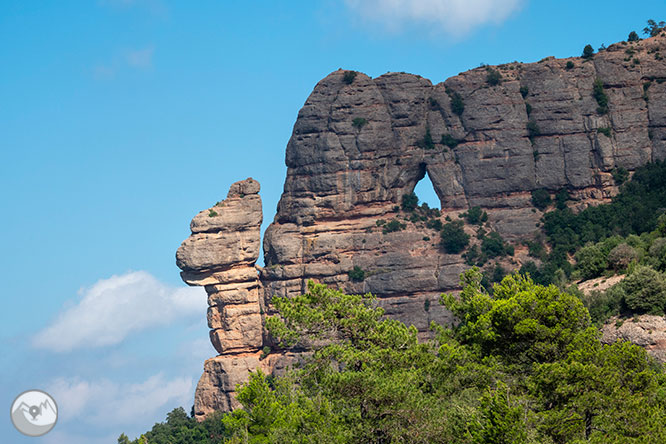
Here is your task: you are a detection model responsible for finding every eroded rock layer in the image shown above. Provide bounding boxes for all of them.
[178,35,666,419]
[176,178,265,418]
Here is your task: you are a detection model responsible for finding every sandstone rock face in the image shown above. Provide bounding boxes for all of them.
[177,178,265,419]
[601,315,666,363]
[178,35,666,419]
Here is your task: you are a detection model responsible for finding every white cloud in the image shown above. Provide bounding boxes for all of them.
[43,430,119,444]
[33,271,206,352]
[344,0,524,35]
[47,373,193,426]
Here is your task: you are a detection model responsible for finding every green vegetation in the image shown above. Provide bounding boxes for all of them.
[607,242,638,271]
[481,231,514,258]
[342,70,357,84]
[622,265,666,314]
[592,78,609,114]
[526,119,540,140]
[597,126,611,137]
[348,265,366,282]
[119,408,227,444]
[351,117,367,129]
[525,102,532,116]
[519,85,529,98]
[581,44,595,59]
[544,161,666,250]
[485,67,502,86]
[519,161,666,324]
[401,192,419,211]
[213,277,666,443]
[574,243,608,280]
[259,345,271,360]
[644,19,666,37]
[612,166,629,185]
[416,126,436,150]
[382,218,406,234]
[531,188,551,210]
[426,218,443,231]
[463,206,488,225]
[628,30,640,41]
[565,60,575,70]
[446,87,465,116]
[208,209,218,217]
[440,133,462,148]
[440,220,469,253]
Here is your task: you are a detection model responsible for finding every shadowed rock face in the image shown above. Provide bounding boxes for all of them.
[178,35,666,419]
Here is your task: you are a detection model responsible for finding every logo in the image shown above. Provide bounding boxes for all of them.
[10,390,58,437]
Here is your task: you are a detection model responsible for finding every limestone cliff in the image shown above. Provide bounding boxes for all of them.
[178,34,666,419]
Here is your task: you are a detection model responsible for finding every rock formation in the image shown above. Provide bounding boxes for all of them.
[178,35,666,419]
[602,315,666,363]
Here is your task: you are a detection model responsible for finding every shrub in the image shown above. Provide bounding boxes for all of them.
[585,285,625,325]
[463,244,485,266]
[622,265,666,314]
[582,44,595,59]
[649,238,666,270]
[593,78,609,114]
[608,243,638,271]
[352,117,368,129]
[208,209,219,217]
[491,263,506,283]
[575,244,608,280]
[486,67,502,86]
[611,166,629,185]
[348,266,366,282]
[555,188,569,210]
[565,60,575,70]
[531,189,551,210]
[481,232,512,258]
[446,88,465,116]
[427,97,439,109]
[465,206,487,225]
[426,218,443,231]
[401,192,419,211]
[519,85,529,98]
[440,220,469,254]
[525,103,533,116]
[416,127,435,150]
[628,31,640,42]
[597,127,612,137]
[383,219,406,234]
[343,70,357,84]
[441,134,461,148]
[527,119,540,139]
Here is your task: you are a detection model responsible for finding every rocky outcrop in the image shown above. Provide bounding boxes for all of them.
[602,315,666,363]
[178,35,666,418]
[176,178,266,418]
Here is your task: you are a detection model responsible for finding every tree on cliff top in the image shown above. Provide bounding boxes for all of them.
[644,19,666,37]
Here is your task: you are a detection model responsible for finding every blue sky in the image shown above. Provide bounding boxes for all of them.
[2,1,666,442]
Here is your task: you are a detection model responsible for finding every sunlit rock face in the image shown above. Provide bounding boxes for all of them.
[178,34,666,419]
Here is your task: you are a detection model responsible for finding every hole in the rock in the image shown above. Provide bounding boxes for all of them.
[413,167,441,210]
